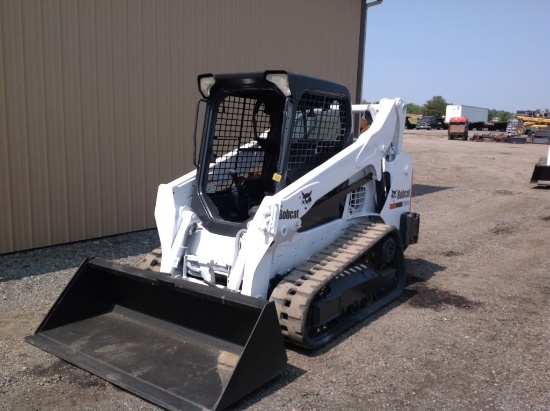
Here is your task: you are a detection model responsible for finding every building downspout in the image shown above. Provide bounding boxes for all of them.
[355,0,383,137]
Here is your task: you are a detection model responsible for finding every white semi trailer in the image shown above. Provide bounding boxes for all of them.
[445,105,488,129]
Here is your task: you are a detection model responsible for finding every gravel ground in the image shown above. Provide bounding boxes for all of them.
[1,129,549,410]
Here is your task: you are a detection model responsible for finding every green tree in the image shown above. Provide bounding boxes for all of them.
[488,109,513,122]
[423,96,448,117]
[406,103,423,114]
[497,110,513,122]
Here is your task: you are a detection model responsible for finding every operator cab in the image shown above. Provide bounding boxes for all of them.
[192,71,352,236]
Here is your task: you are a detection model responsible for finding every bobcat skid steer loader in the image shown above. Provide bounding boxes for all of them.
[26,71,420,410]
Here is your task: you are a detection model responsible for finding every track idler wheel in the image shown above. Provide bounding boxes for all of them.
[372,236,396,265]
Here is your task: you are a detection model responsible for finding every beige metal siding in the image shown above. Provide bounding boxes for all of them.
[0,0,361,253]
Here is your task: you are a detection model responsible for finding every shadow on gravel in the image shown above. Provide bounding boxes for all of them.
[405,283,483,311]
[413,183,452,197]
[0,229,160,282]
[30,359,108,389]
[228,365,305,411]
[404,259,482,311]
[405,258,445,282]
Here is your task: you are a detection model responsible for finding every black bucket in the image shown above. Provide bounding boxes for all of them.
[531,163,550,184]
[26,258,287,410]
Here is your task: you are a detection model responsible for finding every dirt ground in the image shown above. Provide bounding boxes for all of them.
[1,130,549,410]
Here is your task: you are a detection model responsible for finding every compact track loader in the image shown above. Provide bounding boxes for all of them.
[27,71,420,410]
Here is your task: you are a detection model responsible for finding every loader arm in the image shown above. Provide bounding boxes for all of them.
[238,98,411,298]
[275,97,406,211]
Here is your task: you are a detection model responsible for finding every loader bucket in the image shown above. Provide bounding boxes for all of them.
[530,163,550,184]
[26,258,287,411]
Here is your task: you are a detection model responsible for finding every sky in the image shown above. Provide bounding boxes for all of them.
[362,0,550,113]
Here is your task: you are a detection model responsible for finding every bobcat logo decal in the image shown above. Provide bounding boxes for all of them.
[391,189,411,200]
[301,190,312,205]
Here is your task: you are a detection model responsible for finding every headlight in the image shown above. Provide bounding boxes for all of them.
[265,72,291,97]
[198,75,216,98]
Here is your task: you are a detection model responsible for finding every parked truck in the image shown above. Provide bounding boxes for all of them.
[445,105,488,130]
[448,117,469,140]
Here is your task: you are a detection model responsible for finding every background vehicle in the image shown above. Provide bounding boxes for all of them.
[445,105,488,130]
[506,118,523,134]
[27,71,420,410]
[416,115,438,130]
[515,114,550,136]
[448,116,469,140]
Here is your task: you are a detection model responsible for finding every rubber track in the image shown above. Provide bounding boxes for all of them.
[270,221,393,345]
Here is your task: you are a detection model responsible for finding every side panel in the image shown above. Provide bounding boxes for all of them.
[380,152,413,228]
[269,219,349,278]
[154,169,196,261]
[461,106,488,123]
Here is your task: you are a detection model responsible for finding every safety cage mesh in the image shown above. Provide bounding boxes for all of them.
[287,92,348,183]
[348,186,367,216]
[207,95,271,193]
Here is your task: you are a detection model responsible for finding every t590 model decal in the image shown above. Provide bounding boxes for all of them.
[391,189,411,200]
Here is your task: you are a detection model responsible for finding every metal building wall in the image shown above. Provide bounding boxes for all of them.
[0,0,361,254]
